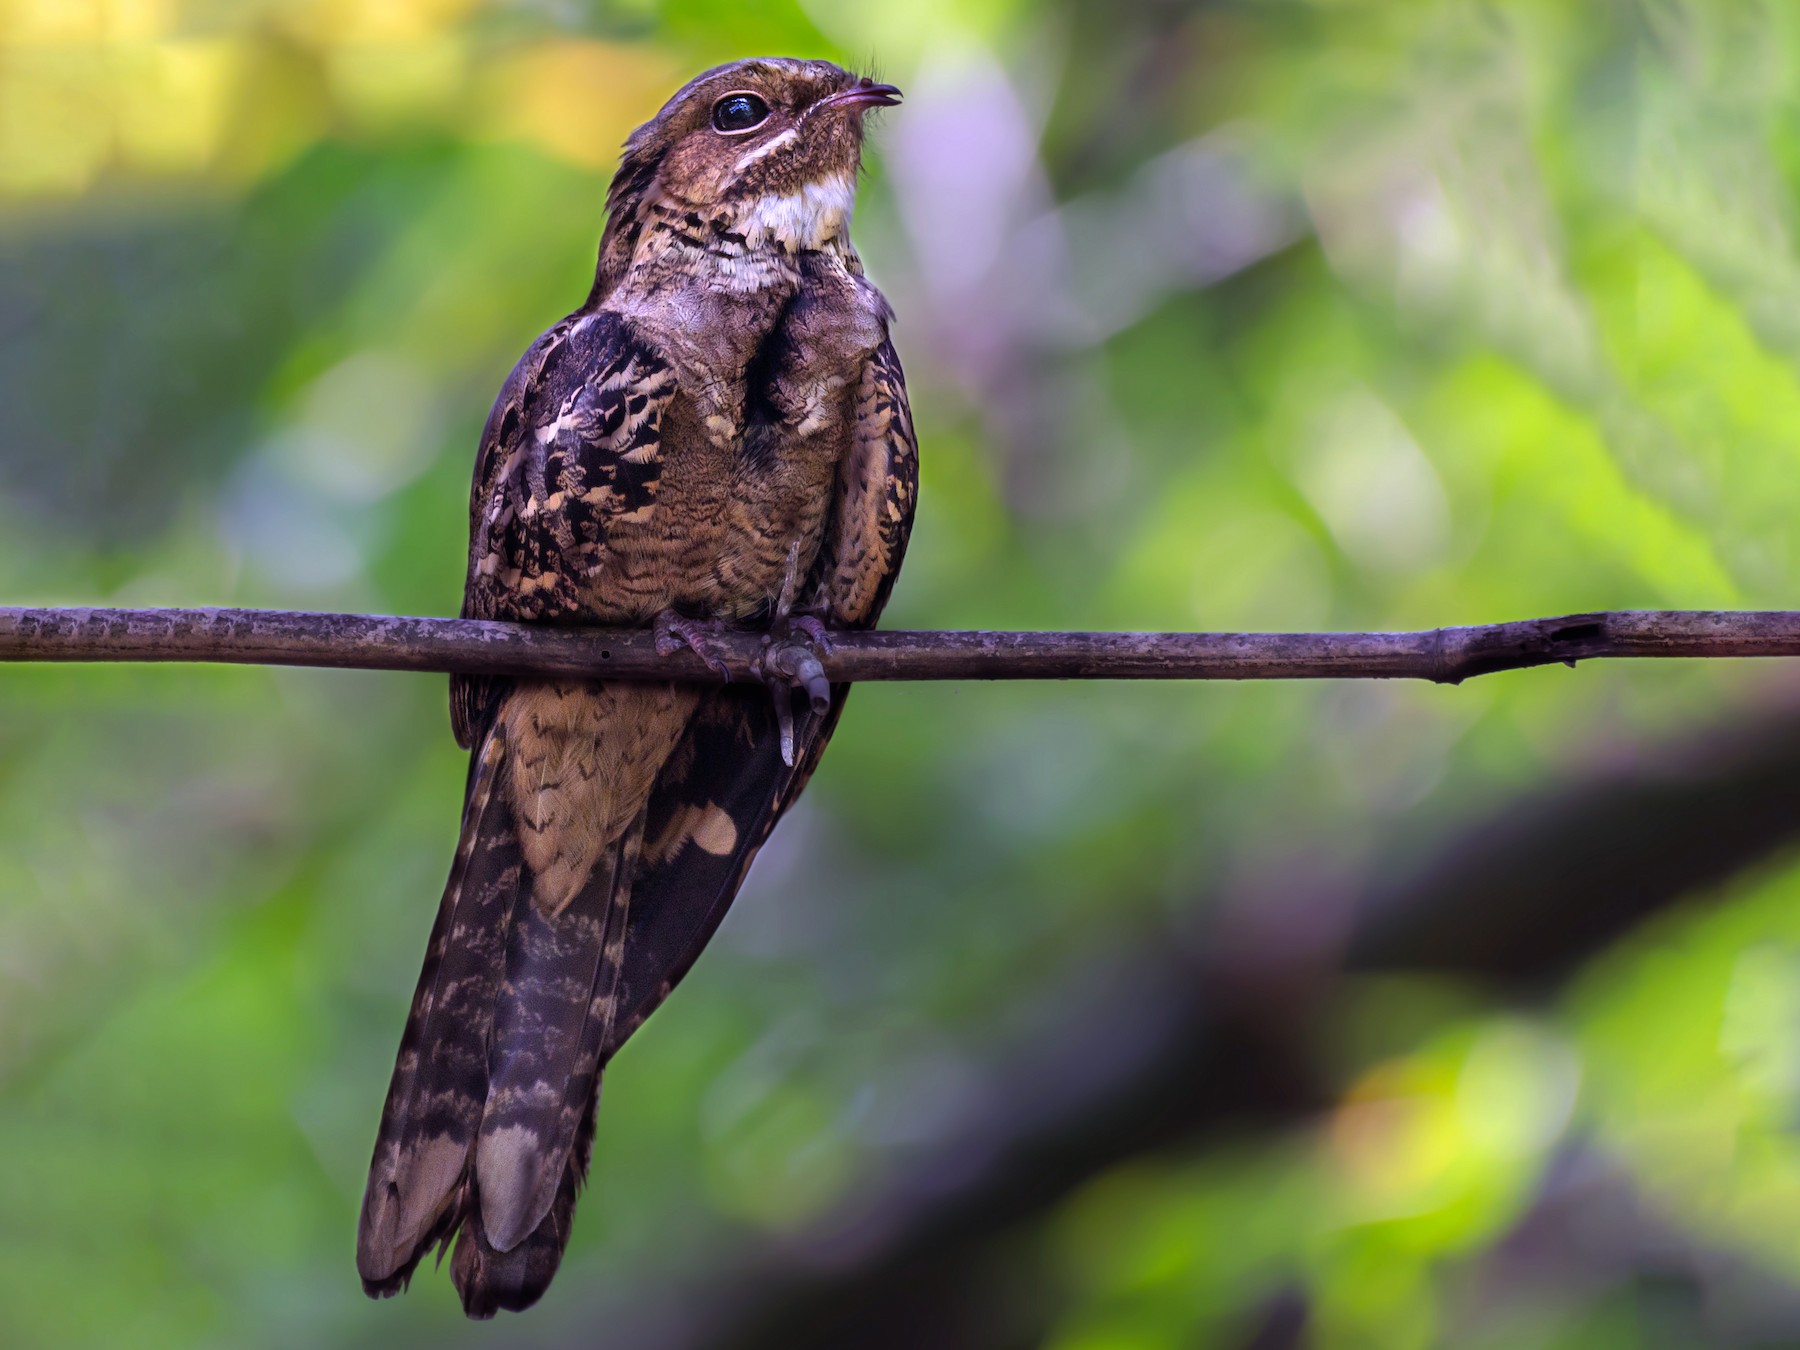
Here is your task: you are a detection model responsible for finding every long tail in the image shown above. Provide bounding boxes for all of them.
[357,722,638,1316]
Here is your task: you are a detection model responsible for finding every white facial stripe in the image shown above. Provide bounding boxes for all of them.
[733,125,800,172]
[738,174,856,252]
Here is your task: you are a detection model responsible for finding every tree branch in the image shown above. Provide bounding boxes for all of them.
[5,607,1800,683]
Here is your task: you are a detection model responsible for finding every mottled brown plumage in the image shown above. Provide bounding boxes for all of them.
[356,58,915,1317]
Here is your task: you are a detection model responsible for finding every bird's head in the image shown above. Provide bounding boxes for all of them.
[593,58,901,294]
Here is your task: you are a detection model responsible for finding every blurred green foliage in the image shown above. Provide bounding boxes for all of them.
[5,0,1800,1346]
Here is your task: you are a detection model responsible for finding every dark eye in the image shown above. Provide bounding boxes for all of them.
[711,92,770,133]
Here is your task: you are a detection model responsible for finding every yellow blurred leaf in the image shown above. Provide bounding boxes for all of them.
[324,34,466,130]
[473,39,680,171]
[0,48,112,195]
[115,39,239,174]
[278,0,483,47]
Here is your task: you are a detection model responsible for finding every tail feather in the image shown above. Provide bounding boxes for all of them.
[362,689,801,1317]
[453,1089,599,1318]
[474,814,641,1253]
[359,728,521,1295]
[360,712,643,1313]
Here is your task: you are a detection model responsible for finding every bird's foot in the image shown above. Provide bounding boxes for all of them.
[750,540,837,766]
[786,612,834,653]
[654,605,833,767]
[766,542,836,656]
[754,610,836,768]
[652,610,735,682]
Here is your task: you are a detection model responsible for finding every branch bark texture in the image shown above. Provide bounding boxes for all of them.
[5,607,1800,683]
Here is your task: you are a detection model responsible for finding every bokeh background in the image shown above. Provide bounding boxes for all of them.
[4,0,1800,1346]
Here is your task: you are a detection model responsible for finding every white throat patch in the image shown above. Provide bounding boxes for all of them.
[737,174,855,253]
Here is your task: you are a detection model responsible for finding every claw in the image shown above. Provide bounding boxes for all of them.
[742,539,839,765]
[772,682,796,767]
[652,611,734,682]
[755,634,832,767]
[764,638,832,717]
[790,614,833,654]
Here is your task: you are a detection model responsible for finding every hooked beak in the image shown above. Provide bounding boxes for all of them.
[816,78,904,114]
